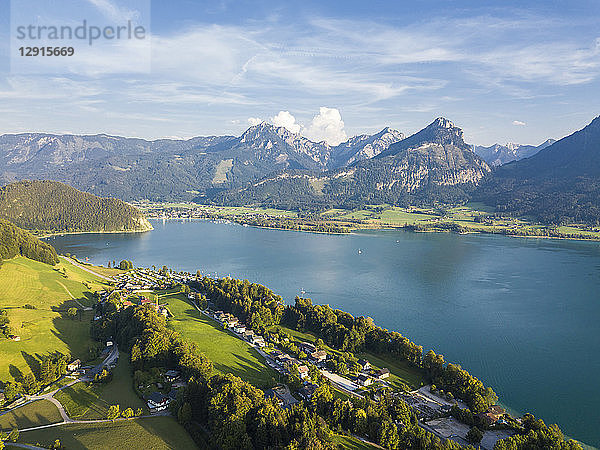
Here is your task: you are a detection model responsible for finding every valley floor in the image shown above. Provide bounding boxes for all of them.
[137,202,600,241]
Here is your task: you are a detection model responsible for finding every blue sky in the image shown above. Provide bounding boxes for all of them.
[0,0,598,145]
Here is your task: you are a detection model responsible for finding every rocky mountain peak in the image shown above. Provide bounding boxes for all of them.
[432,117,455,129]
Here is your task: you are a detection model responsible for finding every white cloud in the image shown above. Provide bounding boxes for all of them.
[303,107,347,145]
[513,120,526,126]
[270,111,301,133]
[247,117,262,126]
[86,0,139,22]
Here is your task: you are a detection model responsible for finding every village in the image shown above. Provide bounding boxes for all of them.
[88,266,517,449]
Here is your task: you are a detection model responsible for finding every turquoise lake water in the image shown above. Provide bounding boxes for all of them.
[48,219,600,447]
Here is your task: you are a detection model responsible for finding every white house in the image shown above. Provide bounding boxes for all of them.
[233,324,246,334]
[356,374,372,387]
[67,359,81,372]
[147,392,170,412]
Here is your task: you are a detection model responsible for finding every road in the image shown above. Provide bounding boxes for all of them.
[1,344,120,432]
[61,256,113,281]
[190,300,365,401]
[55,280,91,310]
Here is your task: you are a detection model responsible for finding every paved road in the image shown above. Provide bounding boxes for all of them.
[6,443,47,450]
[17,412,170,433]
[1,344,120,432]
[190,300,365,400]
[61,256,113,281]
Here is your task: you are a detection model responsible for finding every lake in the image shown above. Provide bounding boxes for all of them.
[48,219,600,447]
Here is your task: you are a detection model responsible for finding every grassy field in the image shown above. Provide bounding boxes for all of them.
[0,256,109,382]
[55,353,146,420]
[76,263,125,278]
[0,400,62,429]
[17,416,198,449]
[357,351,426,390]
[333,434,380,449]
[165,293,278,388]
[141,201,600,240]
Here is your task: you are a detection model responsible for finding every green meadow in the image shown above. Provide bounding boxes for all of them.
[0,399,62,429]
[165,292,278,388]
[17,417,198,450]
[0,256,109,382]
[55,353,146,420]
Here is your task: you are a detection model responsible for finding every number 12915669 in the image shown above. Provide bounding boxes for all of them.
[19,47,75,56]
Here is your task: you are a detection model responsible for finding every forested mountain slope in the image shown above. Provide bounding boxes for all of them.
[475,116,600,224]
[0,219,58,265]
[0,180,152,233]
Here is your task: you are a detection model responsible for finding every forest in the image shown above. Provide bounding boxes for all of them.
[0,219,59,266]
[0,180,152,233]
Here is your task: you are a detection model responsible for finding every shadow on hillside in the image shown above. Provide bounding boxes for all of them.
[174,306,276,388]
[212,354,276,390]
[47,298,95,368]
[21,351,41,377]
[9,364,25,381]
[0,399,62,429]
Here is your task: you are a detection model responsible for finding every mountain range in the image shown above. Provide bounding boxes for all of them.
[1,115,599,224]
[0,124,405,201]
[214,118,491,209]
[472,139,556,167]
[475,115,600,224]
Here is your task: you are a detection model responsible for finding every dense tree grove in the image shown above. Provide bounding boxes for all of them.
[188,282,497,414]
[286,298,497,413]
[101,304,480,449]
[424,350,497,414]
[98,304,336,449]
[191,277,285,330]
[38,352,69,385]
[493,414,581,450]
[0,180,151,233]
[0,219,58,265]
[285,297,423,364]
[119,260,134,270]
[186,280,498,415]
[0,309,10,337]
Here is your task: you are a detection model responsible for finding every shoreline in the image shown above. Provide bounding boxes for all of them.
[38,227,153,239]
[148,216,600,243]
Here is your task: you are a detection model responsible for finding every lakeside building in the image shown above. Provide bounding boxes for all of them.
[298,383,318,401]
[375,368,390,380]
[147,392,170,412]
[357,374,372,387]
[264,386,299,409]
[297,365,309,378]
[233,324,246,333]
[358,359,371,370]
[299,342,316,353]
[67,359,81,372]
[310,350,327,363]
[165,369,181,383]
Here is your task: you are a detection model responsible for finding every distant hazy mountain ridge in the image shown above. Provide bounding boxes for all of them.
[3,116,599,225]
[0,125,404,201]
[473,139,556,166]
